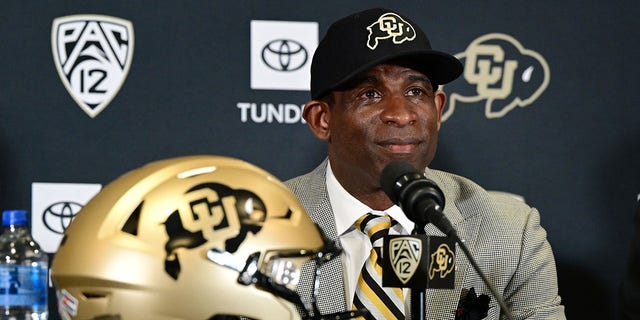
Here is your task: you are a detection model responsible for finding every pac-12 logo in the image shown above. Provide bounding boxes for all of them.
[442,33,550,121]
[389,236,421,284]
[51,15,134,118]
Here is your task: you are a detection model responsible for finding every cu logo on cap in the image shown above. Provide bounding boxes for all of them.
[367,13,416,50]
[42,201,83,234]
[261,39,308,72]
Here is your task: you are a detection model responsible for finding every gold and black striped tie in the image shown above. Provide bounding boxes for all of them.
[352,213,405,319]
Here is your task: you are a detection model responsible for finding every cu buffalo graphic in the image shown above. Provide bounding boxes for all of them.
[429,243,455,280]
[159,182,276,280]
[442,33,550,121]
[366,12,416,50]
[118,182,290,281]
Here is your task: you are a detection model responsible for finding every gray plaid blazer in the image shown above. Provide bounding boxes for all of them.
[285,159,566,320]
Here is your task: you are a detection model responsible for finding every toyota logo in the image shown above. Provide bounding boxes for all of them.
[261,39,308,72]
[42,201,83,234]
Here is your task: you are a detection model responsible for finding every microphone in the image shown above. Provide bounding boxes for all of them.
[380,160,455,236]
[380,160,515,320]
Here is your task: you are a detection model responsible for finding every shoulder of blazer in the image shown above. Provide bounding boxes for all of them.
[425,167,534,229]
[284,159,328,207]
[284,159,341,241]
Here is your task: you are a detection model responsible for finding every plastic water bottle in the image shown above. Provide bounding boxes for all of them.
[0,210,48,320]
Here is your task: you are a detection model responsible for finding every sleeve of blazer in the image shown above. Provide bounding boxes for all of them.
[503,203,566,319]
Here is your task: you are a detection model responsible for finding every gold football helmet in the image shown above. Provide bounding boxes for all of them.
[51,155,359,320]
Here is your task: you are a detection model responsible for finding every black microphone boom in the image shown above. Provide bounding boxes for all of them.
[379,160,515,320]
[380,160,454,236]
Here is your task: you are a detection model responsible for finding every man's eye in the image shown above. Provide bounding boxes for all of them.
[407,87,426,96]
[362,89,379,99]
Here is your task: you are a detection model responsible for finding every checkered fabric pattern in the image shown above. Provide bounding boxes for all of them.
[285,159,566,319]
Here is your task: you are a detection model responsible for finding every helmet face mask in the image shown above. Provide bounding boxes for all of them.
[51,156,365,320]
[208,237,371,320]
[207,229,345,318]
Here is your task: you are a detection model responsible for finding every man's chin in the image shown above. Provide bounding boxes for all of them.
[382,154,427,170]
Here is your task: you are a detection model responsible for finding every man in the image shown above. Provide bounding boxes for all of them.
[285,8,566,320]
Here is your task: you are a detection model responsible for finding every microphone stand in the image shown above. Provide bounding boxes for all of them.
[410,223,427,320]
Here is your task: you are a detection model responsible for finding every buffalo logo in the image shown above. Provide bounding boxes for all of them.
[117,182,292,280]
[366,13,416,50]
[389,237,421,284]
[261,39,308,72]
[162,183,272,279]
[428,243,455,280]
[42,201,83,234]
[442,33,550,121]
[51,15,134,118]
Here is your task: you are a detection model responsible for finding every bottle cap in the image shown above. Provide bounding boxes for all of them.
[2,210,28,226]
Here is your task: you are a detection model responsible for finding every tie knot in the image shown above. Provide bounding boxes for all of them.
[355,213,393,245]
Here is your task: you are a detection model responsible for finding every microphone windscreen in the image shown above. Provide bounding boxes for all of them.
[380,160,420,203]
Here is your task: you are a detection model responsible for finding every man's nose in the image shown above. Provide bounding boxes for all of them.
[380,95,417,127]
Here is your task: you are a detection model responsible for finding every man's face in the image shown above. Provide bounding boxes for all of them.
[326,63,446,192]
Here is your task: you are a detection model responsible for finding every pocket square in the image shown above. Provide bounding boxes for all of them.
[455,287,491,320]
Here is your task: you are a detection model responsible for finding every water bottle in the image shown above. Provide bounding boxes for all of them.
[0,210,48,320]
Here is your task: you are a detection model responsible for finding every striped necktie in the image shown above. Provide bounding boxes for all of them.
[353,213,405,319]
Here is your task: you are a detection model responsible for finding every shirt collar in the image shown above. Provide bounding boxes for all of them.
[326,162,415,235]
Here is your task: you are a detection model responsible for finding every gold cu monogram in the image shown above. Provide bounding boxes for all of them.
[429,243,455,280]
[366,13,416,50]
[442,33,550,121]
[379,16,403,36]
[465,45,518,99]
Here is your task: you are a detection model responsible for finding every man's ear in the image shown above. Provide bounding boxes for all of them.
[434,90,447,131]
[303,100,331,141]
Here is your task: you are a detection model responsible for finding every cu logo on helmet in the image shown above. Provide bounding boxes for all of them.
[42,201,83,234]
[261,39,308,71]
[162,182,271,280]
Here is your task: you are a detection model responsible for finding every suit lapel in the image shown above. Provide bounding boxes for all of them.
[422,169,485,318]
[292,163,488,318]
[295,160,349,314]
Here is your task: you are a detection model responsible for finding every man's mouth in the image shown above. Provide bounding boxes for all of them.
[385,144,416,153]
[378,139,421,154]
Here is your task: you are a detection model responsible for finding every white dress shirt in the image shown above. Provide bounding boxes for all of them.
[325,162,414,306]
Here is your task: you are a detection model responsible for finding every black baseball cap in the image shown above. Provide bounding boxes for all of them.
[310,8,463,100]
